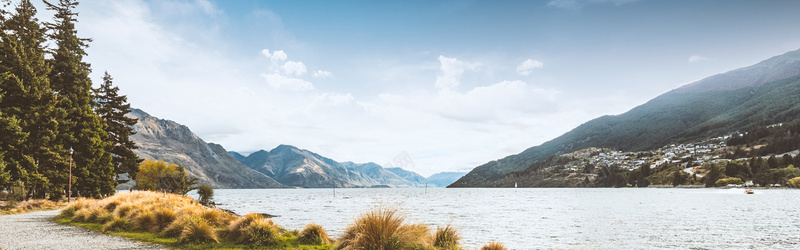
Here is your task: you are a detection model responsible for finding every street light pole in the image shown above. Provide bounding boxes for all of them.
[68,147,73,203]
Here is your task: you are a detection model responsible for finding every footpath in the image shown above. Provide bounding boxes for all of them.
[0,210,164,250]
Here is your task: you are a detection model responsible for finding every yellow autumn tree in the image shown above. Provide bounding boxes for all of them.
[133,159,198,194]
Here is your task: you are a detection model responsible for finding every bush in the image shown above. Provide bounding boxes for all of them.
[715,177,744,186]
[197,184,214,206]
[298,223,331,245]
[788,176,800,188]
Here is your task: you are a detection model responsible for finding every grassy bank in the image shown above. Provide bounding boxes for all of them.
[0,199,66,215]
[53,191,506,250]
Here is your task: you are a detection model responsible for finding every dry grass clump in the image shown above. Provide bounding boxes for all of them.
[102,216,131,232]
[224,213,265,240]
[178,216,219,244]
[480,241,507,250]
[432,224,461,249]
[336,206,431,250]
[240,218,281,246]
[298,223,332,245]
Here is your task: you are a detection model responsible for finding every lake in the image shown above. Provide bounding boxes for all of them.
[192,188,800,249]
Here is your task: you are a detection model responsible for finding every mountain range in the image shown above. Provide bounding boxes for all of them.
[450,48,800,187]
[124,109,459,188]
[124,109,284,189]
[233,146,448,188]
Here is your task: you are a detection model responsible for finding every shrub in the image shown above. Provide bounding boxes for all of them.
[481,241,507,250]
[178,217,219,244]
[788,176,800,188]
[241,218,280,246]
[298,223,331,245]
[337,206,430,250]
[432,224,461,249]
[197,184,214,206]
[715,177,744,186]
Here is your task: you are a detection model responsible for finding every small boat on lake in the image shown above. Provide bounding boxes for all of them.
[745,189,755,194]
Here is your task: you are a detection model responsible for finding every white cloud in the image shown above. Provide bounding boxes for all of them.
[262,49,288,64]
[281,61,307,76]
[261,73,315,91]
[435,55,481,90]
[516,59,544,76]
[313,70,333,78]
[688,55,709,63]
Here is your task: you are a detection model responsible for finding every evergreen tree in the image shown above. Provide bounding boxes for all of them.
[94,71,141,183]
[45,0,113,198]
[0,0,59,198]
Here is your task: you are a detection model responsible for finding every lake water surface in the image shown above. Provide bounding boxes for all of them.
[195,188,800,249]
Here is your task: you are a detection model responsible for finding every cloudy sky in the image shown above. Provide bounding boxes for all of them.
[24,0,800,176]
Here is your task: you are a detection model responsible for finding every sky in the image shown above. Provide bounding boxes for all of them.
[21,0,800,177]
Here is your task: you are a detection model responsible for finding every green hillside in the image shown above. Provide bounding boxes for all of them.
[450,49,800,187]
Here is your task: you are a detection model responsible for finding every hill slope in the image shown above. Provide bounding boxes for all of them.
[450,48,800,187]
[127,109,284,188]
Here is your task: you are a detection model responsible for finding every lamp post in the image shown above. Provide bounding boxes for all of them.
[68,147,73,203]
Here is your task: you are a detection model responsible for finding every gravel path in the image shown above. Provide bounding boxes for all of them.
[0,210,165,250]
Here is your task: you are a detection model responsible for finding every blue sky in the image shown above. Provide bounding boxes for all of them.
[24,0,800,176]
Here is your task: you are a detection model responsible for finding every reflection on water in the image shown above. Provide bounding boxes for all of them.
[192,188,800,249]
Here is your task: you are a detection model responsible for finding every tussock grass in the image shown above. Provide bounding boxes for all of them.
[432,224,461,249]
[241,218,280,246]
[102,216,131,232]
[336,206,430,250]
[225,213,265,240]
[178,216,219,244]
[299,223,332,245]
[480,241,507,250]
[54,191,502,249]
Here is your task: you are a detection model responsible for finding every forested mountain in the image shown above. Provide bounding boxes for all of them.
[451,48,800,187]
[127,109,284,189]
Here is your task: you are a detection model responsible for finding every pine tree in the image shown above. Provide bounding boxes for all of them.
[45,0,113,198]
[95,71,141,183]
[0,0,59,199]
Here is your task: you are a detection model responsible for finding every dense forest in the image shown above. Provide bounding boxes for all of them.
[0,0,138,199]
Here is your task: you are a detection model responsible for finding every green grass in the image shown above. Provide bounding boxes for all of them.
[53,214,332,250]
